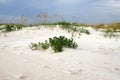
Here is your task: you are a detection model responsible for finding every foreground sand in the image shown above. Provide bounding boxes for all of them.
[0,26,120,80]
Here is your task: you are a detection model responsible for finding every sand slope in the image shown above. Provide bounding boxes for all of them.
[0,26,120,80]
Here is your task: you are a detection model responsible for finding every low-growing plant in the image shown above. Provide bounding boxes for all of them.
[49,36,78,52]
[79,28,90,35]
[16,24,23,30]
[94,23,120,31]
[4,24,23,32]
[29,36,78,52]
[58,21,71,29]
[85,29,90,34]
[0,25,6,30]
[40,40,49,49]
[29,43,38,50]
[29,40,49,50]
[103,30,118,39]
[5,24,14,32]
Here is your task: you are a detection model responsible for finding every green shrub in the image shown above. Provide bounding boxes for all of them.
[5,24,13,32]
[85,30,90,34]
[40,40,49,49]
[29,36,78,53]
[4,24,23,32]
[49,36,78,52]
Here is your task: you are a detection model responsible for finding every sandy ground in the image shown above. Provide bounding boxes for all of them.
[0,26,120,80]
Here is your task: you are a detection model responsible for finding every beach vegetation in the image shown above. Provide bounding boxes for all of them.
[29,36,78,52]
[1,24,24,32]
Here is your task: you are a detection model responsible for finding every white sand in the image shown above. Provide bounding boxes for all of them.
[0,26,120,80]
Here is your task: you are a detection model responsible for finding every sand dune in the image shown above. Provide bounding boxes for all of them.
[0,26,120,80]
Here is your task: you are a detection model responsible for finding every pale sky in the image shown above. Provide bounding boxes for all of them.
[0,0,120,24]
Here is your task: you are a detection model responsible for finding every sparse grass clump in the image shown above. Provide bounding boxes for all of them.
[2,24,23,32]
[107,23,120,31]
[79,28,90,35]
[94,23,120,31]
[29,43,38,50]
[29,36,78,52]
[103,30,119,39]
[93,23,120,38]
[58,21,71,29]
[29,40,49,50]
